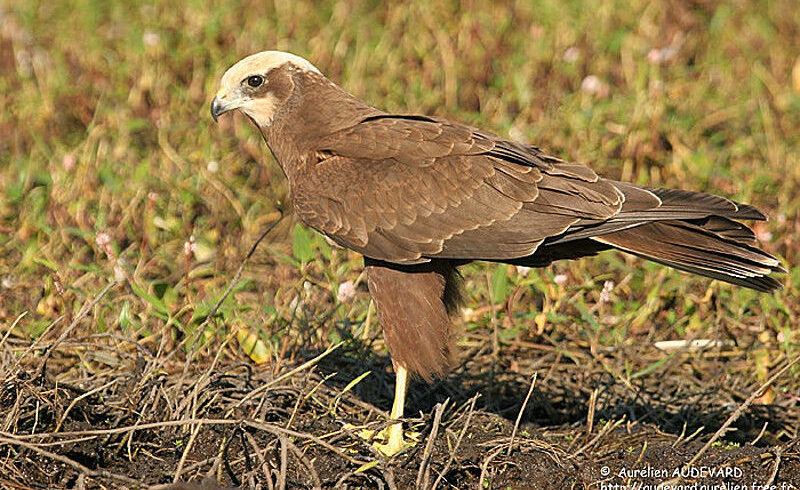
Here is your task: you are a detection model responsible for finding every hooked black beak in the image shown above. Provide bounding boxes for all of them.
[211,96,226,122]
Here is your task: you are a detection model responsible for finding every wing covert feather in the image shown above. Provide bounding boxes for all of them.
[294,116,626,263]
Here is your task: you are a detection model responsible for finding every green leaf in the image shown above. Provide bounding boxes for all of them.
[355,459,380,474]
[315,233,333,260]
[130,281,169,316]
[293,223,315,263]
[119,302,132,329]
[631,353,675,379]
[491,264,509,303]
[33,257,59,271]
[331,371,371,413]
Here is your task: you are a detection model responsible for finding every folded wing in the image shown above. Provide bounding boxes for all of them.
[293,114,783,290]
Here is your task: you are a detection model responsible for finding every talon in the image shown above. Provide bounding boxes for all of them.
[350,364,417,457]
[374,420,416,456]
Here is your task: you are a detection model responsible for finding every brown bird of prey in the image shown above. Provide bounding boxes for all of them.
[211,51,784,456]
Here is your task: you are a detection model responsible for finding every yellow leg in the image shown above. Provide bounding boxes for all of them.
[375,364,408,456]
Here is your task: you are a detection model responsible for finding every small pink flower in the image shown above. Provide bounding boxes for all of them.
[599,280,615,303]
[756,229,773,242]
[337,280,356,303]
[563,46,579,63]
[96,232,115,259]
[647,47,678,65]
[554,274,568,287]
[581,75,609,97]
[143,30,160,47]
[95,232,111,247]
[62,154,76,171]
[184,235,197,256]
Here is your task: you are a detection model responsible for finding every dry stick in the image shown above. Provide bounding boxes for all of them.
[3,478,38,490]
[569,417,626,459]
[35,280,117,377]
[0,312,28,377]
[416,401,448,490]
[751,422,769,446]
[681,426,706,446]
[208,435,227,483]
[383,466,399,490]
[242,420,365,466]
[201,206,283,332]
[54,379,118,433]
[0,436,141,486]
[478,446,507,489]
[248,430,321,490]
[764,447,782,487]
[243,431,274,490]
[508,373,537,457]
[172,207,284,389]
[232,341,344,410]
[9,315,64,373]
[172,419,205,483]
[3,419,231,440]
[0,311,27,350]
[278,435,288,490]
[3,417,367,468]
[586,387,598,437]
[156,458,217,484]
[284,434,322,489]
[162,450,257,487]
[4,435,101,448]
[660,355,800,488]
[177,332,235,426]
[671,422,688,448]
[431,395,479,490]
[634,440,649,469]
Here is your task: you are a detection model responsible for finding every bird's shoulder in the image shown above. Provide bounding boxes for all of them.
[311,113,490,166]
[312,113,601,184]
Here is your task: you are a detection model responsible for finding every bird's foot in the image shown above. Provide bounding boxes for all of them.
[347,421,420,457]
[373,420,418,457]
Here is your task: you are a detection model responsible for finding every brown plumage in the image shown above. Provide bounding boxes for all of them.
[364,258,462,380]
[212,51,784,454]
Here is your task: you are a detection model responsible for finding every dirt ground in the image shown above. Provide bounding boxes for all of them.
[2,323,798,489]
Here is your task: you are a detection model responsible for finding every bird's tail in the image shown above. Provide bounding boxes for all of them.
[521,185,785,292]
[589,186,785,292]
[593,219,784,292]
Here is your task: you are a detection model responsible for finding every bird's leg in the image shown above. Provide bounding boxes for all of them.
[387,364,408,450]
[375,363,409,456]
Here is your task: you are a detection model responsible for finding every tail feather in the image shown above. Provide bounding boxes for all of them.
[592,220,784,292]
[533,183,784,292]
[685,216,757,243]
[643,187,767,220]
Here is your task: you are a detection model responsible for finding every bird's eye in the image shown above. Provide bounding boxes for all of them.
[246,75,264,88]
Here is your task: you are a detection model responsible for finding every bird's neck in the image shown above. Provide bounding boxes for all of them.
[258,74,382,181]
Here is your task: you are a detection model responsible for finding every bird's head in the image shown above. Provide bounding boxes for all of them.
[210,51,321,127]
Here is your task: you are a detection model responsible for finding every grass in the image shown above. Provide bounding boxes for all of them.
[1,0,799,487]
